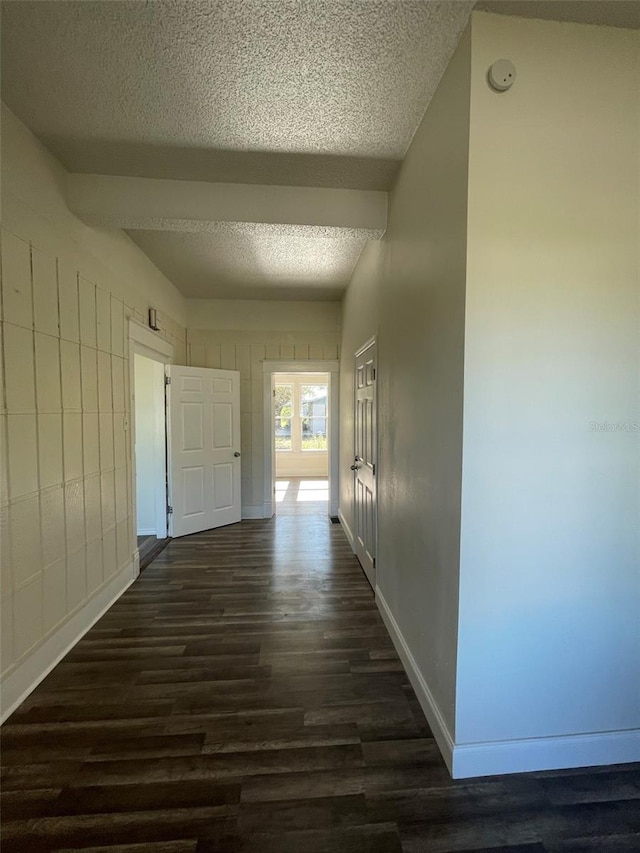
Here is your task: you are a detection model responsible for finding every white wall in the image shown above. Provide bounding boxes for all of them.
[340,27,472,740]
[134,355,163,535]
[456,14,640,754]
[0,105,186,719]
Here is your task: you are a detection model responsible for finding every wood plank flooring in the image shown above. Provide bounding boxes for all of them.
[2,492,639,852]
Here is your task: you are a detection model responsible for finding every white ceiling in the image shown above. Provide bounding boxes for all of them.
[2,1,636,301]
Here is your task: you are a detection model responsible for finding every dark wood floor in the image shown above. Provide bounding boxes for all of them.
[2,494,639,852]
[137,535,169,572]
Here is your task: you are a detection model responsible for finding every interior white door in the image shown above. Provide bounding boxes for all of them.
[353,341,377,587]
[167,365,241,537]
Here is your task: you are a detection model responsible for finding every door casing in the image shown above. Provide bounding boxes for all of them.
[128,319,174,576]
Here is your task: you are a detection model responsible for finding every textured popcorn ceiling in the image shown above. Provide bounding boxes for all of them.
[1,0,473,183]
[129,225,368,301]
[1,0,476,299]
[5,1,635,301]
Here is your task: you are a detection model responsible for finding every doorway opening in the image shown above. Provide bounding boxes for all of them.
[263,361,339,519]
[128,319,173,573]
[133,352,168,567]
[274,373,330,516]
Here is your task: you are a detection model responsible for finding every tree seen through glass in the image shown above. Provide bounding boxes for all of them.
[274,382,328,452]
[274,384,292,450]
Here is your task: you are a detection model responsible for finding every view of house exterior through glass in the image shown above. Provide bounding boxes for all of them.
[275,381,328,453]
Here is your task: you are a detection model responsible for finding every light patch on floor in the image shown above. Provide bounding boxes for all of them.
[276,477,329,508]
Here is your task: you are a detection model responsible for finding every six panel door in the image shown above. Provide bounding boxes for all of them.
[353,341,377,587]
[167,365,241,537]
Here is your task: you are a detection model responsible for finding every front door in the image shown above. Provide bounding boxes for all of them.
[167,365,241,537]
[353,340,377,587]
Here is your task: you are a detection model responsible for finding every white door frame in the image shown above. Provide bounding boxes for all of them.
[263,360,340,518]
[128,319,174,576]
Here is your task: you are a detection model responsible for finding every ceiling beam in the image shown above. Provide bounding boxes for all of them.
[67,173,387,234]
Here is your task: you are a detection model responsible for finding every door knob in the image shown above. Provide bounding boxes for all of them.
[350,464,358,470]
[234,452,241,457]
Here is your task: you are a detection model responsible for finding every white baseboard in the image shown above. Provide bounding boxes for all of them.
[136,528,156,536]
[375,589,640,779]
[338,508,355,550]
[453,727,640,779]
[0,560,136,723]
[375,587,455,774]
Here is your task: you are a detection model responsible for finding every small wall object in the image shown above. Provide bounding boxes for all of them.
[148,307,160,331]
[488,59,516,92]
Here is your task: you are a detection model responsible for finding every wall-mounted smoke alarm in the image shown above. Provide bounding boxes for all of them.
[488,59,516,92]
[148,307,160,331]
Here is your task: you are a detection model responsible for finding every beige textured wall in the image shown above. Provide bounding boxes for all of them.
[187,328,340,515]
[0,106,186,711]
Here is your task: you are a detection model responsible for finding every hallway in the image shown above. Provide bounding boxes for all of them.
[1,514,639,851]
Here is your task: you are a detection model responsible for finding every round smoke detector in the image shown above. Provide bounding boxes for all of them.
[488,59,516,92]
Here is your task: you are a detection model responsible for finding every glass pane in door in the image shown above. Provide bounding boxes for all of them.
[301,384,328,451]
[275,384,293,451]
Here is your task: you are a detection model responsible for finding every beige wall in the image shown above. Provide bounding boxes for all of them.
[187,327,340,516]
[457,14,640,749]
[339,242,384,524]
[340,26,471,735]
[0,105,186,717]
[188,298,341,333]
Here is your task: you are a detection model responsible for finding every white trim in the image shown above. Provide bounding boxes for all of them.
[262,360,340,375]
[338,507,355,550]
[136,528,157,536]
[262,360,340,519]
[1,561,136,723]
[355,335,377,358]
[375,587,455,775]
[453,728,640,779]
[128,318,174,359]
